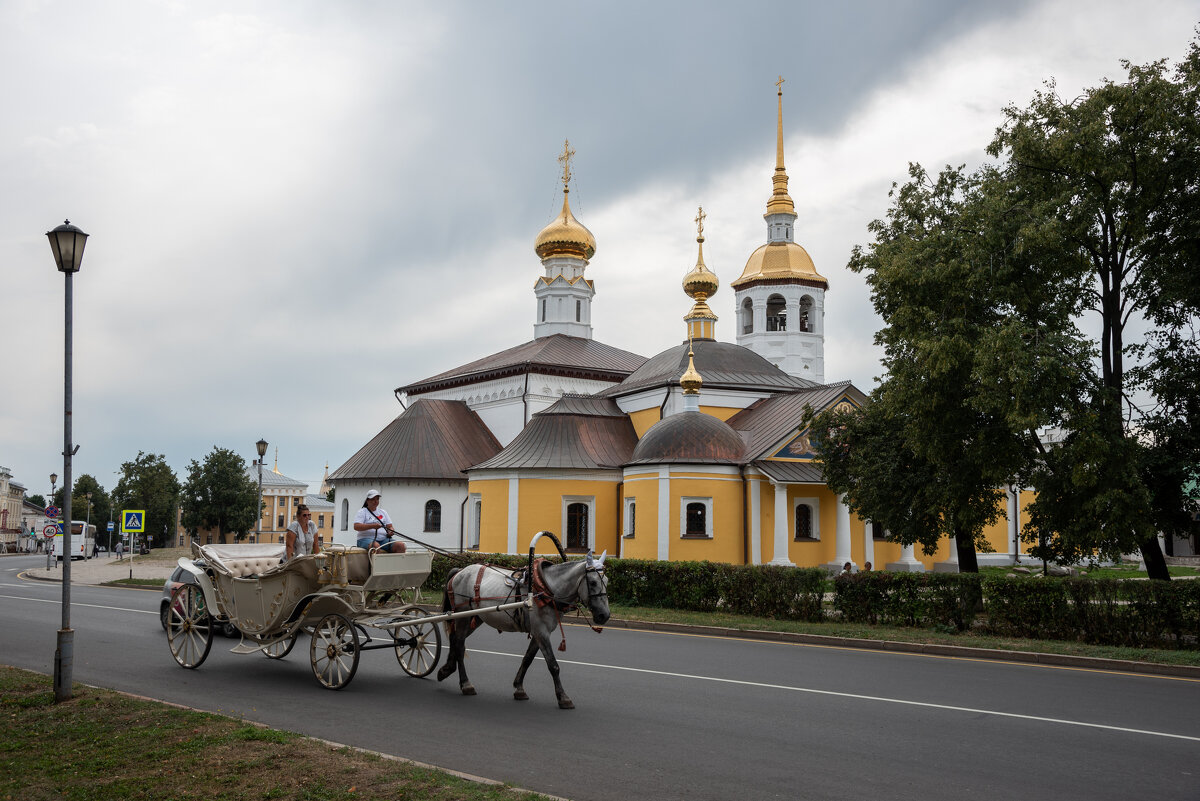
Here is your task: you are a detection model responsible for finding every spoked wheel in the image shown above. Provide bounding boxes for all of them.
[394,605,442,678]
[263,633,297,660]
[310,614,359,690]
[167,584,213,669]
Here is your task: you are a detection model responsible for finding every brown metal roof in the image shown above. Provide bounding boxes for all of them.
[470,397,638,471]
[728,381,868,460]
[330,399,501,481]
[627,411,745,465]
[597,339,817,398]
[753,460,826,483]
[399,334,647,396]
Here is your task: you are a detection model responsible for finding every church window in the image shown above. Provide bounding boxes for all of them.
[624,497,636,538]
[424,500,442,532]
[794,498,820,540]
[680,497,713,538]
[576,299,582,322]
[469,496,481,549]
[318,514,324,529]
[565,501,590,550]
[340,499,349,530]
[766,294,787,331]
[741,298,754,334]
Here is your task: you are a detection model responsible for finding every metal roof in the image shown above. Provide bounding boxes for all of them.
[244,466,308,489]
[753,460,827,483]
[728,381,868,460]
[470,401,638,471]
[399,334,647,396]
[597,339,817,398]
[627,411,745,465]
[330,399,502,481]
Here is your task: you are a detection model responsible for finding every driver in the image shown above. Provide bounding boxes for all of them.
[353,490,406,554]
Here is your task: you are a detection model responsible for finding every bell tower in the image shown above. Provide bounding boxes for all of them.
[533,140,597,340]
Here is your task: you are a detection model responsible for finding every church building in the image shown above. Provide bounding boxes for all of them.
[330,84,1026,571]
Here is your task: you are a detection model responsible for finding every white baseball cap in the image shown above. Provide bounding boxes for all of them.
[365,489,381,500]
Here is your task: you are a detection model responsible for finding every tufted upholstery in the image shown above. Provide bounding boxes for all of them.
[198,543,286,578]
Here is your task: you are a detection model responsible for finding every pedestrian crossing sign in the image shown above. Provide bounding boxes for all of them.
[121,510,145,534]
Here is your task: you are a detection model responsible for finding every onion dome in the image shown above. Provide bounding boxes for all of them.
[732,240,826,287]
[534,139,597,262]
[683,207,719,302]
[679,349,702,395]
[629,410,744,465]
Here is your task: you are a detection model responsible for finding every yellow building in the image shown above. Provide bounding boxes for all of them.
[332,85,1025,571]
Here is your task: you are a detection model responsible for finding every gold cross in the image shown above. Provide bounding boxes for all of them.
[776,75,785,93]
[558,139,575,187]
[695,206,706,239]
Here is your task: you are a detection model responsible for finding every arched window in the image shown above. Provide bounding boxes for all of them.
[566,502,589,549]
[741,297,754,334]
[798,295,814,332]
[424,500,441,533]
[871,521,886,540]
[685,502,707,537]
[340,499,349,531]
[795,504,813,540]
[766,294,787,331]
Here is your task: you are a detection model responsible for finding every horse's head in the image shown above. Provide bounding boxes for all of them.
[581,550,610,626]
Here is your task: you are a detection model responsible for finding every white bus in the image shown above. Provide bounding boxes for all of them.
[54,521,97,561]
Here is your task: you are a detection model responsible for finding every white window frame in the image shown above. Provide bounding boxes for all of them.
[679,496,713,539]
[468,494,482,550]
[793,497,820,541]
[623,497,636,539]
[561,495,595,551]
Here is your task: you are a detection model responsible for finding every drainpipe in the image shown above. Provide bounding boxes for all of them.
[459,495,468,553]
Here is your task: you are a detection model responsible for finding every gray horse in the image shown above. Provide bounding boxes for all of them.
[437,551,609,709]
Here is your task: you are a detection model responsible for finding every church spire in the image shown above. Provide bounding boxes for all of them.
[533,140,597,339]
[765,76,796,218]
[682,206,719,341]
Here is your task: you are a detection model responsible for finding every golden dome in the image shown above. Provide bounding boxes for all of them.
[683,206,719,301]
[731,241,827,288]
[534,189,596,261]
[680,349,703,395]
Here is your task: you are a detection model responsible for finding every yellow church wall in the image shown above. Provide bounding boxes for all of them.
[515,477,622,556]
[472,479,510,553]
[784,485,840,567]
[697,405,740,422]
[666,474,744,563]
[628,408,662,439]
[619,471,660,561]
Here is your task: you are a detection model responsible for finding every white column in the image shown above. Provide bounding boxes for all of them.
[863,520,875,569]
[768,482,794,566]
[887,540,925,572]
[657,467,671,562]
[1006,486,1019,562]
[934,533,960,572]
[749,476,762,565]
[506,478,519,554]
[834,493,853,568]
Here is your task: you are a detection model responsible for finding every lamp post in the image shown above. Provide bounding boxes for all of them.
[48,473,57,566]
[85,492,93,558]
[255,438,268,544]
[47,219,88,703]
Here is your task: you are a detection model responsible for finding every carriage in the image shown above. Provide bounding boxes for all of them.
[166,533,609,705]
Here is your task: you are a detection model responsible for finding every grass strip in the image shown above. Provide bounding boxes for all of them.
[0,666,554,801]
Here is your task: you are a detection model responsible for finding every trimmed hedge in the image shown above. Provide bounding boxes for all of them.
[422,553,1200,648]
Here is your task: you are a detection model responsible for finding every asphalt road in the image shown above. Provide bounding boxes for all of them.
[3,554,1199,801]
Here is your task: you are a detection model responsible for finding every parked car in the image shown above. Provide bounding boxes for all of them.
[160,563,237,638]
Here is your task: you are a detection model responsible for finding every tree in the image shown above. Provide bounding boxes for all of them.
[112,452,180,549]
[180,447,260,544]
[27,494,45,509]
[69,474,111,534]
[325,487,335,503]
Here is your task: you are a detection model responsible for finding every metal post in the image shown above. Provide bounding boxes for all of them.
[54,269,74,703]
[257,459,264,544]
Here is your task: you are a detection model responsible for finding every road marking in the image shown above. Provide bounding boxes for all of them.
[0,594,155,615]
[475,648,1200,743]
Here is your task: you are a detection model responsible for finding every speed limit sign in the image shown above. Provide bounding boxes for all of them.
[43,524,58,539]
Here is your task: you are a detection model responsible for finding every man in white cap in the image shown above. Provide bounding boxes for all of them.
[353,490,407,553]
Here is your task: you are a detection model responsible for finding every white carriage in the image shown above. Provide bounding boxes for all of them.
[165,542,531,690]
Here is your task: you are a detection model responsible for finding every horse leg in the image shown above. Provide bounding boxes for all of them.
[531,614,573,709]
[512,639,540,701]
[449,622,476,696]
[436,619,458,682]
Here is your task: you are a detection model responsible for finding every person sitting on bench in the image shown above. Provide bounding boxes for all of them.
[353,490,406,554]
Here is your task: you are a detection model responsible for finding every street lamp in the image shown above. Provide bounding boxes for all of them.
[85,492,93,558]
[256,438,268,544]
[47,219,88,704]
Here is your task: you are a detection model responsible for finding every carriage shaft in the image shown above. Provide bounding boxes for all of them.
[374,597,532,631]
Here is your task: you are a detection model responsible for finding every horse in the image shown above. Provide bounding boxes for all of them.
[436,551,609,709]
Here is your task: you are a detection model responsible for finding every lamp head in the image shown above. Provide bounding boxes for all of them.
[46,220,89,274]
[256,438,268,458]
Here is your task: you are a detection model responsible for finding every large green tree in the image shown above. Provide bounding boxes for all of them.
[825,37,1200,579]
[112,452,181,548]
[66,474,112,546]
[180,447,260,544]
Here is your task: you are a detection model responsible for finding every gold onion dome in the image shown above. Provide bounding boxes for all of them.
[683,206,719,304]
[534,139,596,261]
[733,241,826,287]
[680,348,703,394]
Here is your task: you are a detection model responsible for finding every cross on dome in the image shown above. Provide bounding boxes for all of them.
[558,139,575,188]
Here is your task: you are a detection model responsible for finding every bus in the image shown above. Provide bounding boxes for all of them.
[54,521,97,561]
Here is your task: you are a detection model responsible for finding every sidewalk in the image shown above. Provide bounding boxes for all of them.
[23,555,176,585]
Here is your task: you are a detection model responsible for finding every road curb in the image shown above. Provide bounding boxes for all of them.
[596,618,1200,679]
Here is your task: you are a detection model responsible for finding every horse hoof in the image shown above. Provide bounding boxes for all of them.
[461,684,476,696]
[558,698,575,710]
[514,690,529,701]
[436,665,454,682]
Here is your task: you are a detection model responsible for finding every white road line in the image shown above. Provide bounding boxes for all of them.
[0,594,155,615]
[475,648,1200,743]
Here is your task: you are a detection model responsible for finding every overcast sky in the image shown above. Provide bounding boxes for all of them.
[2,0,1195,503]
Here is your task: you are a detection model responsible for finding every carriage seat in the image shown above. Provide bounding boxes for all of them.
[196,543,287,578]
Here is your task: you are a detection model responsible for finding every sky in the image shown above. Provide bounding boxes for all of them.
[1,0,1196,502]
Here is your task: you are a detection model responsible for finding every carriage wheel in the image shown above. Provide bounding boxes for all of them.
[394,605,442,678]
[167,584,213,669]
[263,633,297,659]
[310,614,359,690]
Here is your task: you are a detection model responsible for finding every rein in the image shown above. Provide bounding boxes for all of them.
[364,506,473,564]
